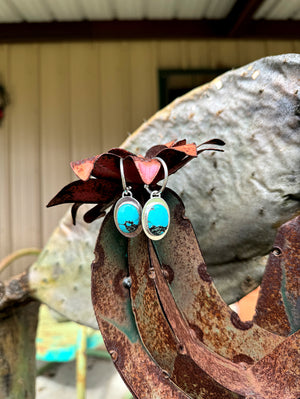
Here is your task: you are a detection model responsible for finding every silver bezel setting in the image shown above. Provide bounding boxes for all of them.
[114,196,142,238]
[142,196,170,241]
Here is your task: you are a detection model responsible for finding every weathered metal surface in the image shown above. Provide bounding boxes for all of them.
[149,237,300,398]
[254,216,300,336]
[155,189,284,362]
[31,188,300,399]
[148,239,251,396]
[91,209,190,399]
[40,156,299,398]
[250,330,300,399]
[128,190,300,398]
[128,228,241,398]
[128,232,178,372]
[89,197,299,398]
[124,54,300,303]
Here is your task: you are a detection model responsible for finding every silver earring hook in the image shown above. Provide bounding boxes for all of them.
[144,157,168,196]
[120,158,132,195]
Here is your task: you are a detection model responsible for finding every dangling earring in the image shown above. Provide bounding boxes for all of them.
[114,158,142,237]
[142,157,170,241]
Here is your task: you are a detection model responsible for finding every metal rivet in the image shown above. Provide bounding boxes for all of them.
[162,370,170,379]
[239,362,248,370]
[122,276,132,289]
[162,269,169,279]
[148,268,155,279]
[109,350,118,362]
[272,247,282,257]
[177,343,186,355]
[190,329,197,340]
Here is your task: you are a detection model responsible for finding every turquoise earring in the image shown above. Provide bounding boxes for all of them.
[114,158,142,238]
[142,157,170,241]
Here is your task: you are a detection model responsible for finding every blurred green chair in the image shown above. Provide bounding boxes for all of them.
[36,304,110,398]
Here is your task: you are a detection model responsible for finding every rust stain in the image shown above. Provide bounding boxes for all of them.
[162,263,175,284]
[149,239,251,396]
[91,211,190,399]
[254,216,300,336]
[90,187,299,399]
[128,233,236,398]
[197,262,213,283]
[230,312,253,331]
[249,331,300,398]
[232,354,254,365]
[113,269,129,299]
[155,190,284,363]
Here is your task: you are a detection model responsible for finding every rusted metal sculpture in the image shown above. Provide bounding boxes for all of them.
[36,54,300,319]
[123,54,300,305]
[48,140,299,399]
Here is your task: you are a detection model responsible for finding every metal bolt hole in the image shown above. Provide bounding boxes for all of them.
[272,247,282,256]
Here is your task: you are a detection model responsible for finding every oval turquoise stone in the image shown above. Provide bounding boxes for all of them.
[147,204,169,236]
[117,203,140,234]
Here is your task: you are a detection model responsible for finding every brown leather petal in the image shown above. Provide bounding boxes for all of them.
[47,178,122,207]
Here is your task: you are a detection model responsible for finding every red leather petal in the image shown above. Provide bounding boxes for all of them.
[132,157,161,185]
[197,139,225,147]
[71,203,83,225]
[164,139,177,147]
[172,143,197,156]
[107,148,135,157]
[145,145,167,159]
[71,155,100,181]
[83,204,107,223]
[91,153,121,180]
[173,139,187,147]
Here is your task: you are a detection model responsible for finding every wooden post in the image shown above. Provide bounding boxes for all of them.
[0,272,40,399]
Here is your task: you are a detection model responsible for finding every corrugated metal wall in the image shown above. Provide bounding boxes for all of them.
[0,39,299,278]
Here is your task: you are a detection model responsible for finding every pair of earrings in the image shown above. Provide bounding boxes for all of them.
[114,157,170,241]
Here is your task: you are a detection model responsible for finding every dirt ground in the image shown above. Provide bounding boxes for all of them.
[36,357,130,399]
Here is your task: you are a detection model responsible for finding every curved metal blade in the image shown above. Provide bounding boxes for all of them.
[149,202,300,398]
[148,239,252,396]
[249,330,300,398]
[128,233,242,398]
[91,210,190,399]
[254,216,300,336]
[154,189,284,363]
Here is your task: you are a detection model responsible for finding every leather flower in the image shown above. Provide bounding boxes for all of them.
[47,139,224,224]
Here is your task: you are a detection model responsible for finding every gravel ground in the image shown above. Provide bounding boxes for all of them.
[36,357,130,399]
